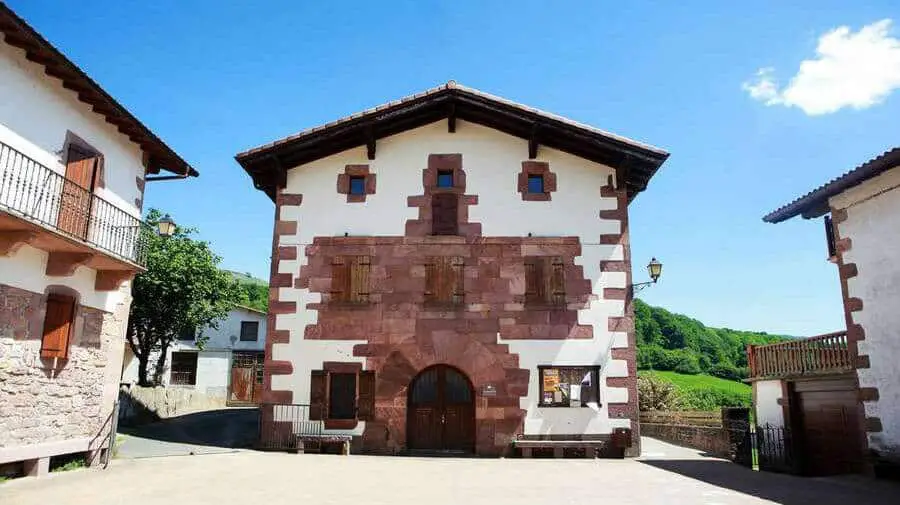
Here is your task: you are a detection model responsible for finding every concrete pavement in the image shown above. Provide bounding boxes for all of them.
[3,437,898,505]
[115,408,258,458]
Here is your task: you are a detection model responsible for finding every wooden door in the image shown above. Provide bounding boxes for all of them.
[407,365,475,453]
[229,351,264,404]
[57,146,97,239]
[792,378,864,475]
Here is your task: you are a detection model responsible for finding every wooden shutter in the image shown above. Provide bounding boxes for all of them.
[451,257,465,304]
[431,193,458,235]
[524,258,542,304]
[357,371,376,421]
[331,256,349,303]
[40,294,75,359]
[550,257,566,305]
[424,259,437,303]
[309,370,328,420]
[350,256,370,303]
[825,215,837,259]
[58,146,98,239]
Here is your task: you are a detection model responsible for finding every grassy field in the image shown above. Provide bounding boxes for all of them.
[639,370,752,409]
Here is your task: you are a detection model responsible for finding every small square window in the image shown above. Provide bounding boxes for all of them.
[437,170,454,188]
[349,176,366,195]
[527,174,545,194]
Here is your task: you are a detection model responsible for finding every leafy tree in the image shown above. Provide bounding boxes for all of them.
[638,374,682,411]
[235,277,268,312]
[126,209,243,386]
[634,298,791,381]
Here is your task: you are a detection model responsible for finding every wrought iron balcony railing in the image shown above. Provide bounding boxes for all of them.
[0,140,152,266]
[747,331,853,379]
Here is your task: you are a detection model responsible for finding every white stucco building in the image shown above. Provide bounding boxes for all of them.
[236,82,669,457]
[0,4,195,476]
[760,147,900,477]
[121,306,267,405]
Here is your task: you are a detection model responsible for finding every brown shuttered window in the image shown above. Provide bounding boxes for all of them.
[331,256,370,303]
[169,352,198,385]
[525,256,565,305]
[40,294,76,359]
[431,193,459,235]
[309,369,377,423]
[309,370,328,421]
[425,257,464,305]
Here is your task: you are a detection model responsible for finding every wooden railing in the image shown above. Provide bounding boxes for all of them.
[747,331,853,379]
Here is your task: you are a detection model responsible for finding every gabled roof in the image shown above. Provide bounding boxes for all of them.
[235,81,669,201]
[0,3,197,177]
[763,148,900,223]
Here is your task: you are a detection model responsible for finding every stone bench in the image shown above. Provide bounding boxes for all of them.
[513,439,608,459]
[295,434,353,455]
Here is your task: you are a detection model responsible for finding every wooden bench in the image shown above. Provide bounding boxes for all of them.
[513,439,608,459]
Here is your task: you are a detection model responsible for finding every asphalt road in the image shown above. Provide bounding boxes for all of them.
[115,408,259,458]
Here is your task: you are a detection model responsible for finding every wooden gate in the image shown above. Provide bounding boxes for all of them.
[407,365,475,453]
[228,351,264,405]
[791,378,864,476]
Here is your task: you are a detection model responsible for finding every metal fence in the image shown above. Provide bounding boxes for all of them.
[0,140,152,266]
[730,424,796,474]
[257,403,324,450]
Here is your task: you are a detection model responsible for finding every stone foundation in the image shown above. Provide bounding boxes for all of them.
[0,283,126,465]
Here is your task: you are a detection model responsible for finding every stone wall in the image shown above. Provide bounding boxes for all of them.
[118,385,227,425]
[640,422,731,457]
[0,283,122,453]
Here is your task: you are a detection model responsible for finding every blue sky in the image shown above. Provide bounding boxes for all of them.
[11,0,900,335]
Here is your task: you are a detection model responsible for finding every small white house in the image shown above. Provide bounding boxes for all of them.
[122,306,267,405]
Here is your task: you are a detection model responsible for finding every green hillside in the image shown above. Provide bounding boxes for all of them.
[635,298,790,381]
[225,270,268,312]
[639,370,752,409]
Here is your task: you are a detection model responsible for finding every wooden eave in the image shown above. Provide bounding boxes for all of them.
[235,85,669,202]
[0,3,198,177]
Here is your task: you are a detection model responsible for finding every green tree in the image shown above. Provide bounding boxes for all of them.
[127,209,243,386]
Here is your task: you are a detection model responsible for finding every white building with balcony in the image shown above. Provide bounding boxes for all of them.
[0,4,196,476]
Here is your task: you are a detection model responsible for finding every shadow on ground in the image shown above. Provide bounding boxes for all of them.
[117,408,259,457]
[640,459,900,505]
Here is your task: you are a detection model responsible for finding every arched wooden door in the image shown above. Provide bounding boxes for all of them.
[407,365,475,453]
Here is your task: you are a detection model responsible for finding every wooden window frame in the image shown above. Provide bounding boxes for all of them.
[40,293,76,360]
[825,215,837,261]
[310,366,376,429]
[169,351,198,386]
[538,365,600,408]
[436,170,454,188]
[330,255,371,305]
[239,321,260,341]
[424,256,465,306]
[525,256,566,306]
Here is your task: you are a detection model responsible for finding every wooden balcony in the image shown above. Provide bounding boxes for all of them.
[0,140,150,290]
[747,331,854,380]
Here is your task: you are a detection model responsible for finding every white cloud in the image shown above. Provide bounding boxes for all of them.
[743,19,900,115]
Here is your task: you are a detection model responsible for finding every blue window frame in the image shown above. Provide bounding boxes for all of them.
[527,174,544,194]
[437,170,454,188]
[349,176,366,195]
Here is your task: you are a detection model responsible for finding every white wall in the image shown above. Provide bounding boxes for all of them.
[0,39,148,311]
[121,307,267,397]
[753,380,784,428]
[273,119,629,435]
[0,244,126,312]
[831,166,900,461]
[0,42,144,216]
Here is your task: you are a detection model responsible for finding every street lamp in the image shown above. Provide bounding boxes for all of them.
[157,214,176,237]
[632,257,663,293]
